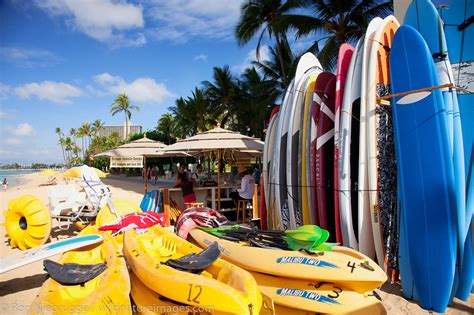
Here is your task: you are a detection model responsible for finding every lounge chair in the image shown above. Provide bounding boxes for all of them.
[48,184,87,229]
[39,176,57,186]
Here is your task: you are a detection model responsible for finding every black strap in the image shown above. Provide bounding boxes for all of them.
[458,16,474,31]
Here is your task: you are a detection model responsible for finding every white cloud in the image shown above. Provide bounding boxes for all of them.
[4,138,23,145]
[15,81,82,104]
[0,47,60,68]
[93,73,174,104]
[147,0,242,43]
[193,54,208,62]
[0,83,12,100]
[33,0,145,47]
[9,123,36,137]
[232,45,270,74]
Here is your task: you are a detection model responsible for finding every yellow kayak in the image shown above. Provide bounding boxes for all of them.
[131,272,217,315]
[189,228,387,293]
[123,226,262,315]
[251,271,385,314]
[29,226,131,314]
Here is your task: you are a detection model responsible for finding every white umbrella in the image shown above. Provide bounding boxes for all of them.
[94,135,168,192]
[164,125,264,210]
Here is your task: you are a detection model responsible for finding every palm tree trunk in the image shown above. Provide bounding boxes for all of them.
[125,114,128,140]
[274,32,287,89]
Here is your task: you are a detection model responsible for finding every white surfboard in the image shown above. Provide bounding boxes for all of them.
[0,234,103,274]
[339,37,364,250]
[358,17,382,259]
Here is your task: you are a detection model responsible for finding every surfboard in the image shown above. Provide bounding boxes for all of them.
[0,234,103,274]
[390,24,457,313]
[274,80,294,230]
[339,38,363,251]
[281,53,318,230]
[265,110,280,229]
[366,15,399,270]
[405,0,469,301]
[358,17,382,260]
[301,74,320,225]
[316,74,337,241]
[334,44,354,245]
[311,72,333,229]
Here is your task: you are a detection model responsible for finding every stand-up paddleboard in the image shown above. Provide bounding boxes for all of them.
[301,74,320,225]
[394,0,412,23]
[366,15,399,270]
[391,25,457,313]
[264,109,280,229]
[358,17,382,260]
[405,0,469,301]
[274,80,294,230]
[285,53,320,229]
[316,74,337,241]
[334,44,354,245]
[0,234,103,274]
[311,73,333,228]
[439,0,474,185]
[339,38,363,251]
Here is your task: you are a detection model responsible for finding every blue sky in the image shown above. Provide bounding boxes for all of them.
[0,0,282,165]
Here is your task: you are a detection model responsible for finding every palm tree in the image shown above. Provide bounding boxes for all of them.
[237,67,280,137]
[110,93,140,140]
[157,113,175,145]
[91,119,105,137]
[235,0,299,88]
[55,127,67,163]
[275,0,392,70]
[252,36,298,96]
[202,66,238,126]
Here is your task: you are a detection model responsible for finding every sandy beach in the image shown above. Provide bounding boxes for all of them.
[0,173,472,314]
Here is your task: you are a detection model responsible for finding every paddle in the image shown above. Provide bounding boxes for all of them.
[198,225,338,252]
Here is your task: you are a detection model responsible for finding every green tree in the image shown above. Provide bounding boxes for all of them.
[235,0,299,89]
[275,0,392,70]
[55,127,67,163]
[202,66,238,126]
[157,113,176,145]
[91,119,105,137]
[110,94,140,140]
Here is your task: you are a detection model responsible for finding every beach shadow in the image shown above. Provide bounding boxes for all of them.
[0,273,48,296]
[380,282,474,314]
[49,223,78,240]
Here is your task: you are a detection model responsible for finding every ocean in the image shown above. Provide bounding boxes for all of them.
[0,169,41,188]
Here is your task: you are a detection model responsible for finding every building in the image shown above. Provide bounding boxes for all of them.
[97,122,142,140]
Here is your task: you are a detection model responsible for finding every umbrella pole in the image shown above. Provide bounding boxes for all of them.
[218,150,221,211]
[144,157,147,194]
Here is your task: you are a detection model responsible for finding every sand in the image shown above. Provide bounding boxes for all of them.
[0,173,472,314]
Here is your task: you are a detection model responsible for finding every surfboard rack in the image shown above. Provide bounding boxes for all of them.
[376,83,454,105]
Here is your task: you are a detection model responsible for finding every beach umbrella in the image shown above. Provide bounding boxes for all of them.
[163,124,264,210]
[63,166,106,178]
[94,135,176,192]
[39,169,59,177]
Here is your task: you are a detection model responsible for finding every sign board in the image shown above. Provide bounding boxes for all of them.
[110,156,143,168]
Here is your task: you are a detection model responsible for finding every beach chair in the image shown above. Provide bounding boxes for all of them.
[48,185,87,229]
[39,177,57,187]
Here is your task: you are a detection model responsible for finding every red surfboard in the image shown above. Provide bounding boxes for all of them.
[315,73,336,241]
[334,44,354,244]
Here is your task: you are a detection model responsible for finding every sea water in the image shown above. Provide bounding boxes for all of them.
[0,169,41,188]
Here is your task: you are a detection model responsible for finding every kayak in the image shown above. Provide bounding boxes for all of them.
[189,228,387,293]
[130,272,215,315]
[250,271,385,314]
[123,226,262,315]
[29,226,131,314]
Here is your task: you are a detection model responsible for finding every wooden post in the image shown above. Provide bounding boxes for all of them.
[252,183,259,220]
[217,149,221,211]
[163,188,170,227]
[144,156,148,194]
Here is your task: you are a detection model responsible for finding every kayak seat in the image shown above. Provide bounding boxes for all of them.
[43,259,107,285]
[165,242,220,273]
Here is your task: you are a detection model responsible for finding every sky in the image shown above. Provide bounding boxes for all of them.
[0,0,278,165]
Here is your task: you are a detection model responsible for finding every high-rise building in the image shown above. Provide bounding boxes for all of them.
[97,122,142,140]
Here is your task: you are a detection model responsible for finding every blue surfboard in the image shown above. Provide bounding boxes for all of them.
[390,25,457,313]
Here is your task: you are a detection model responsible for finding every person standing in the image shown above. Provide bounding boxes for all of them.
[2,178,8,191]
[150,167,156,185]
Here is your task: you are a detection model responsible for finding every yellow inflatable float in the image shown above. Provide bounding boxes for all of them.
[4,195,51,250]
